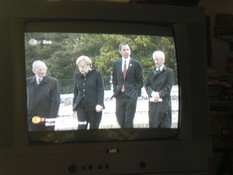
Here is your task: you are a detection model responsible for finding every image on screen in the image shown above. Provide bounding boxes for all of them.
[24,32,179,143]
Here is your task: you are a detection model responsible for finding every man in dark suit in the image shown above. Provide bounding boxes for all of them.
[145,50,174,128]
[26,60,60,131]
[112,43,143,128]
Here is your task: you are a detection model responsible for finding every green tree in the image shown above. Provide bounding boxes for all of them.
[25,32,177,93]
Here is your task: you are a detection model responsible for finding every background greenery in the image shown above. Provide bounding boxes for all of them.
[25,33,177,94]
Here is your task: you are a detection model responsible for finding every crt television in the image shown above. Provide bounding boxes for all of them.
[0,1,211,175]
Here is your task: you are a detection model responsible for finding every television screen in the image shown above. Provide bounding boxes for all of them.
[24,22,179,143]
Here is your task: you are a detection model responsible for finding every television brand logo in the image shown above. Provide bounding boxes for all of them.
[106,148,120,154]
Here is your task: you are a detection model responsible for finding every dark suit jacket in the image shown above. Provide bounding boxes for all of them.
[112,58,143,99]
[73,69,105,111]
[26,75,60,119]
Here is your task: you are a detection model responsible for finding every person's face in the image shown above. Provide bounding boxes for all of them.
[78,61,90,75]
[119,45,131,59]
[154,57,164,68]
[33,63,47,78]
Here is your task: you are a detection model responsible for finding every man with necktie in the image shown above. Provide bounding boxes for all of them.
[145,50,174,128]
[112,43,143,128]
[26,60,60,131]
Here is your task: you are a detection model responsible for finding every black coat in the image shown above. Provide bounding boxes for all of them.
[73,69,105,111]
[26,75,61,119]
[145,66,174,112]
[112,58,143,99]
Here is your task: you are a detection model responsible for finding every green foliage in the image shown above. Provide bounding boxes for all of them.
[25,33,178,93]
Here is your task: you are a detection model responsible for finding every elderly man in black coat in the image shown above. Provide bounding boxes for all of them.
[26,60,60,131]
[145,50,174,128]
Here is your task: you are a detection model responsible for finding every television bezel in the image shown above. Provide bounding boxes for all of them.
[10,1,210,144]
[0,2,211,174]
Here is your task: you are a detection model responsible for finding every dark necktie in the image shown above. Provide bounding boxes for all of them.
[156,68,161,74]
[39,78,42,84]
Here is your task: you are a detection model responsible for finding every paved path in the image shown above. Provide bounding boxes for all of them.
[55,87,179,130]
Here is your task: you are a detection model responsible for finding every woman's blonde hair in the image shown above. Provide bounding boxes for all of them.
[76,55,92,67]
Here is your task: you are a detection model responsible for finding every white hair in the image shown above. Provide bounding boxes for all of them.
[32,60,47,70]
[152,51,165,61]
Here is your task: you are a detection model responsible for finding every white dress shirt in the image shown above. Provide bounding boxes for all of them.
[122,57,130,72]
